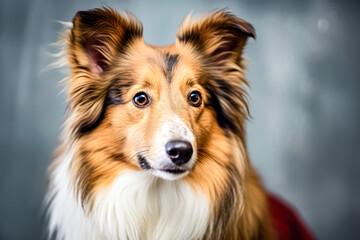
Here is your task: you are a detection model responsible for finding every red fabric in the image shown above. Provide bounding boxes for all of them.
[268,194,316,240]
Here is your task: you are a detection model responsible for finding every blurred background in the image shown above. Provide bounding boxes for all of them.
[1,0,360,239]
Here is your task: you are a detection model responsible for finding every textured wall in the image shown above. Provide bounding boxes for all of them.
[1,0,359,239]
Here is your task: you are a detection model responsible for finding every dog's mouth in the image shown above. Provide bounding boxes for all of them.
[138,155,187,175]
[138,154,151,170]
[160,168,187,174]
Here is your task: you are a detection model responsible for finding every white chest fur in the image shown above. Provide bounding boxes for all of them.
[92,171,210,240]
[47,153,210,240]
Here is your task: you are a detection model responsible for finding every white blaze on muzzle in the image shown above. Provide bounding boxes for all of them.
[150,115,196,180]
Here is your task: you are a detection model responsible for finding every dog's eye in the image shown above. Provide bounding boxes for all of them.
[188,91,202,107]
[133,92,149,107]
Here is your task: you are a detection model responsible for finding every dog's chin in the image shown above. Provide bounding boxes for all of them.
[151,169,190,180]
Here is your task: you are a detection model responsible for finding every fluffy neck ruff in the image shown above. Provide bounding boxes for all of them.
[47,130,273,240]
[47,146,209,240]
[92,171,210,239]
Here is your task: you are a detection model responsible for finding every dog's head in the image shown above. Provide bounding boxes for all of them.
[66,7,254,204]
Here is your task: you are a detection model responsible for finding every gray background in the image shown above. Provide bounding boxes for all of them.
[1,0,359,239]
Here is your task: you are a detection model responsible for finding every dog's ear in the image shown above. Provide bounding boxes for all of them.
[69,7,143,74]
[66,8,143,136]
[177,9,255,67]
[177,10,255,137]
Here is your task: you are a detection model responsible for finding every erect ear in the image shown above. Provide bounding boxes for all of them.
[177,10,255,137]
[176,9,255,66]
[69,7,143,74]
[66,8,143,136]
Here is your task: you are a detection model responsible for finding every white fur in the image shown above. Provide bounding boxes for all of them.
[150,115,197,180]
[47,147,210,240]
[92,171,209,240]
[46,148,100,240]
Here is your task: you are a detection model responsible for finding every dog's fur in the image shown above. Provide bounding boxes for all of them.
[46,7,275,240]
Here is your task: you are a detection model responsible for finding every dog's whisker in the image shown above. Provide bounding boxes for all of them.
[197,155,212,176]
[127,149,149,163]
[197,149,216,170]
[198,160,208,177]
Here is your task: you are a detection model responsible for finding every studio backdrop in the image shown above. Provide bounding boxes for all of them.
[1,0,360,239]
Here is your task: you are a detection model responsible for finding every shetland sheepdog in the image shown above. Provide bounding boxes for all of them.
[46,7,294,240]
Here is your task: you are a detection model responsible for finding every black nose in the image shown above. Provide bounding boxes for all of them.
[165,140,193,166]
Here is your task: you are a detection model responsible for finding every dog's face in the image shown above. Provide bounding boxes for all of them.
[66,8,254,204]
[104,44,212,180]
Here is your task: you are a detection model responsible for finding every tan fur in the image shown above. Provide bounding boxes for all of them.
[49,7,275,239]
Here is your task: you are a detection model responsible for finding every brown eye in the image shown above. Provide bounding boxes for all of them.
[133,92,149,107]
[188,91,202,107]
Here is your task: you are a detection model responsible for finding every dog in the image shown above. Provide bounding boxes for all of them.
[46,7,313,240]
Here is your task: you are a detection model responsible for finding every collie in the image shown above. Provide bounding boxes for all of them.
[46,7,312,240]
